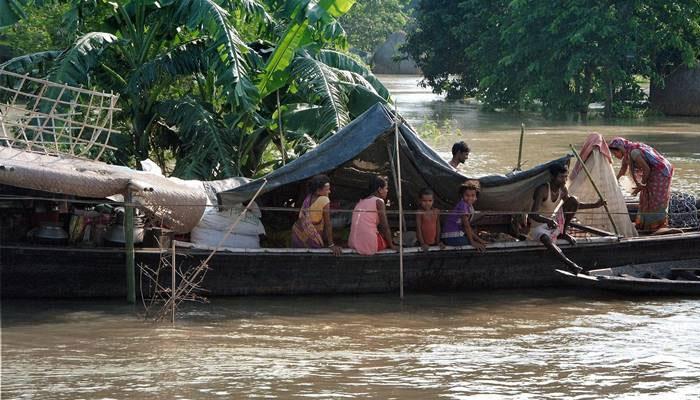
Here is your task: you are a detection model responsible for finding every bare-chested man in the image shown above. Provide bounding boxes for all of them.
[528,163,606,274]
[449,141,470,170]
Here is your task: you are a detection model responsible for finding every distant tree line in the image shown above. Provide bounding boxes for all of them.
[339,0,412,54]
[404,0,700,117]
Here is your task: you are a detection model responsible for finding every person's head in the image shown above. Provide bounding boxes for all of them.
[451,141,470,163]
[308,174,331,196]
[368,175,389,200]
[418,188,434,210]
[548,163,569,186]
[458,181,480,205]
[608,137,627,160]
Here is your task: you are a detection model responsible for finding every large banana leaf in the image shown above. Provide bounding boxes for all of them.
[155,97,239,178]
[346,85,387,117]
[0,0,25,27]
[127,39,210,94]
[48,32,118,87]
[316,49,390,100]
[222,0,272,23]
[257,0,356,98]
[171,0,258,110]
[291,54,349,139]
[0,50,61,76]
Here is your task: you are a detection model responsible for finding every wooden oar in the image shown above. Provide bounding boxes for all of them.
[569,144,620,236]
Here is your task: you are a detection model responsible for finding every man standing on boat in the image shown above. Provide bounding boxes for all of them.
[449,141,470,170]
[528,163,606,274]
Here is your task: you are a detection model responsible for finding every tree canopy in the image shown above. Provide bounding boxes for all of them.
[405,0,700,117]
[339,0,411,53]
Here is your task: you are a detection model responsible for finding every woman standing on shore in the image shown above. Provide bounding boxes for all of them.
[608,137,674,232]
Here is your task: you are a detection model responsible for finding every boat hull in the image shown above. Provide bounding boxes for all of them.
[556,260,700,296]
[2,233,700,298]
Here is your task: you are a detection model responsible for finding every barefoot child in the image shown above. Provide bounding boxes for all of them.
[415,188,444,251]
[441,182,488,252]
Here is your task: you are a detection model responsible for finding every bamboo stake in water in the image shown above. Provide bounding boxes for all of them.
[569,144,620,236]
[516,123,525,171]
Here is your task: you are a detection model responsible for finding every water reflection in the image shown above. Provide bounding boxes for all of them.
[3,293,700,399]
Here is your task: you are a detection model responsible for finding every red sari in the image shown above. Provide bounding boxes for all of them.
[609,137,674,231]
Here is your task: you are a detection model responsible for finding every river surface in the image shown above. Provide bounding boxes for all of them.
[2,75,700,399]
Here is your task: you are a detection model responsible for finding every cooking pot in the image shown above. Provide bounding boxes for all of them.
[105,224,144,244]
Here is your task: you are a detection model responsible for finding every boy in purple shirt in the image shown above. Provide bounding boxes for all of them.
[441,182,487,251]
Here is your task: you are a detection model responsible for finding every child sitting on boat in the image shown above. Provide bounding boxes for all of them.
[348,176,396,255]
[415,188,444,251]
[441,181,488,251]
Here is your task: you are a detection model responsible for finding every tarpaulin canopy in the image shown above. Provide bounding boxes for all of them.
[219,103,571,214]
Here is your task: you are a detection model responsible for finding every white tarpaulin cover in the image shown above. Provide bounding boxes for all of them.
[569,136,638,237]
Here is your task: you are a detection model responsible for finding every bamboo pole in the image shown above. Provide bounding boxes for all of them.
[569,144,620,236]
[171,238,176,324]
[394,103,404,300]
[276,90,286,165]
[516,123,525,171]
[124,188,136,304]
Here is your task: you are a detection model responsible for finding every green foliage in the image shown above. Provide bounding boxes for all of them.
[0,0,26,28]
[257,0,356,98]
[0,1,73,55]
[2,0,391,179]
[405,0,700,117]
[339,0,410,53]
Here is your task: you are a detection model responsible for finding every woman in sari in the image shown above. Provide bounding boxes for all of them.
[608,137,674,232]
[291,175,341,255]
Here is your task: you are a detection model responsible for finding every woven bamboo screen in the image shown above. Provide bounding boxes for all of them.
[0,70,120,161]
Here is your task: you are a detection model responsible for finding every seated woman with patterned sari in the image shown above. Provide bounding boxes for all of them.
[291,175,342,255]
[608,137,674,232]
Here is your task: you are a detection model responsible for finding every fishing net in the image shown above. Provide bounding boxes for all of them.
[568,150,638,237]
[669,191,699,229]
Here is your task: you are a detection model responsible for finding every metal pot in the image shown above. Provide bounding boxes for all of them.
[105,224,144,244]
[34,222,69,240]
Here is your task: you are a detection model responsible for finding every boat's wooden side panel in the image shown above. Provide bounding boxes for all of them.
[2,233,699,297]
[1,247,128,298]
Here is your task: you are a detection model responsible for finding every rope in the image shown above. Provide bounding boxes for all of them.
[0,194,696,217]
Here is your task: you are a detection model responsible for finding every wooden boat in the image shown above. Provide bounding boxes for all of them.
[556,259,700,295]
[2,232,700,298]
[2,103,699,298]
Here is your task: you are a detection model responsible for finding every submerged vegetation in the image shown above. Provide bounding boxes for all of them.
[0,0,391,179]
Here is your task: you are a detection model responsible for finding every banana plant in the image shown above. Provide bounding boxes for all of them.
[1,0,391,179]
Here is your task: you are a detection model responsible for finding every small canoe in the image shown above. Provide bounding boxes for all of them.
[556,260,700,295]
